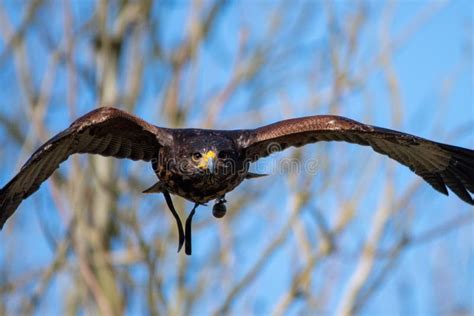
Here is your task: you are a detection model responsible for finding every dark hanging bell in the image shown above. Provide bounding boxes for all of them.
[212,202,227,218]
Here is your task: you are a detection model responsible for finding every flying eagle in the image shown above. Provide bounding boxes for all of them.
[1,107,473,254]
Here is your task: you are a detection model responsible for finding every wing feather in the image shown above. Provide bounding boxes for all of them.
[239,115,474,205]
[0,107,171,228]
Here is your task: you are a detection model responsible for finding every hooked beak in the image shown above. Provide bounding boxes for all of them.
[199,150,217,173]
[206,151,217,174]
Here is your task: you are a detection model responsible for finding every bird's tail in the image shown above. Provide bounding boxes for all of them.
[245,172,268,179]
[142,182,164,194]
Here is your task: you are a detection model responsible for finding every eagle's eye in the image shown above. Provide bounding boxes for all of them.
[192,152,202,161]
[218,151,231,159]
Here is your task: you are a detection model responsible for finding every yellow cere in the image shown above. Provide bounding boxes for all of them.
[198,150,217,169]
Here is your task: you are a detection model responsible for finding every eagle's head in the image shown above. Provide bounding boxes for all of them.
[163,131,247,184]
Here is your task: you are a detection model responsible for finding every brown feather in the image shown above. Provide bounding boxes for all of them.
[2,109,473,232]
[238,115,474,205]
[0,107,171,228]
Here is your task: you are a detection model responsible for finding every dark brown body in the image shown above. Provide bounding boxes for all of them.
[154,129,250,204]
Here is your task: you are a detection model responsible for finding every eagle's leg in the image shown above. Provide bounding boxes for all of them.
[184,203,199,255]
[162,191,185,253]
[212,196,227,218]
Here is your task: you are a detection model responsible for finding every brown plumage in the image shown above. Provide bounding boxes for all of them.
[1,107,473,254]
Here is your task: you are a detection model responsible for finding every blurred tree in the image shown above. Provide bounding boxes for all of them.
[0,1,472,315]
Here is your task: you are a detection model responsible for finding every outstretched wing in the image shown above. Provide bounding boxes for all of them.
[238,115,474,205]
[0,107,172,228]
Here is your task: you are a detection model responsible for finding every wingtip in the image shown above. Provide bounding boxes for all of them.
[0,209,6,231]
[437,143,474,206]
[461,193,474,206]
[458,195,474,205]
[0,190,5,230]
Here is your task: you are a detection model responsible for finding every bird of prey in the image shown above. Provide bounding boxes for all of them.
[1,107,473,255]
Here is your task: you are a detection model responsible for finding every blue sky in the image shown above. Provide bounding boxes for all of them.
[0,1,473,315]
